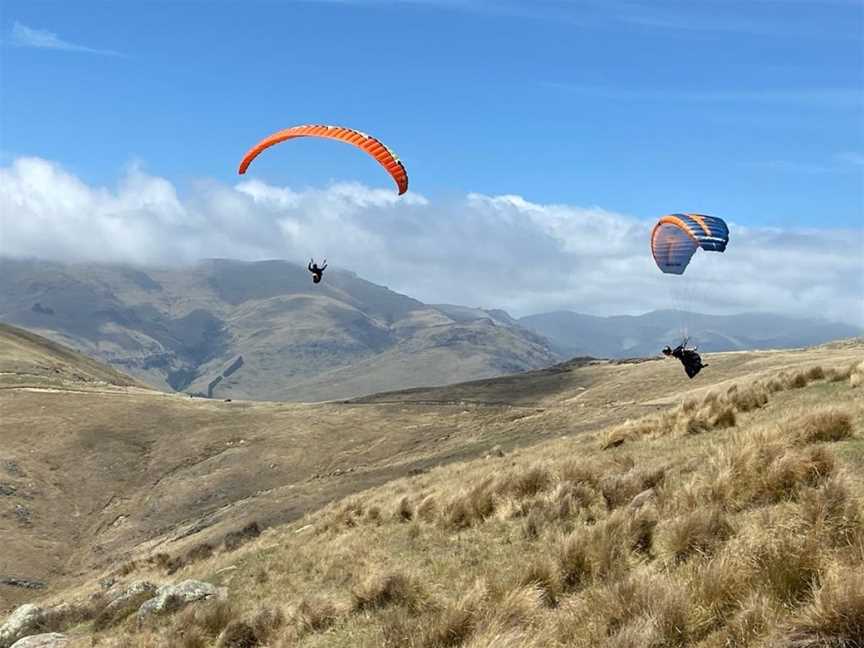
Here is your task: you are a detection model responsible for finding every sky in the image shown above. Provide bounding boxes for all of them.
[1,0,862,324]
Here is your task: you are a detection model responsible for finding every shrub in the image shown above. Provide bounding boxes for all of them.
[224,522,261,551]
[186,543,214,564]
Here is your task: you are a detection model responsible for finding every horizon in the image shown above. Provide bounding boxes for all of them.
[1,0,862,326]
[1,253,861,329]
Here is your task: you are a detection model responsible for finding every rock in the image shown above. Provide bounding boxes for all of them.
[14,506,31,525]
[0,579,46,590]
[1,461,20,477]
[136,580,226,621]
[103,581,159,613]
[629,488,656,510]
[10,634,68,648]
[0,605,45,648]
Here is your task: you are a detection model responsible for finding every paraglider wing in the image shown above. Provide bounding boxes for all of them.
[238,124,408,195]
[650,213,729,275]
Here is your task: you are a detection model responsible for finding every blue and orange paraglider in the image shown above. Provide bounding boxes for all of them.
[650,213,729,275]
[651,213,730,376]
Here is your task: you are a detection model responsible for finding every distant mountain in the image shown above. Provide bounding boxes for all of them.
[0,258,560,401]
[518,309,864,358]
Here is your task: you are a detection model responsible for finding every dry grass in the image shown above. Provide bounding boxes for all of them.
[657,507,733,564]
[848,360,864,388]
[603,380,777,450]
[223,522,261,552]
[352,572,425,613]
[782,570,864,645]
[27,355,864,648]
[288,597,340,635]
[791,408,855,444]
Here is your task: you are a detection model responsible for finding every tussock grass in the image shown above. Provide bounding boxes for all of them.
[797,477,864,548]
[352,571,425,612]
[604,379,776,450]
[783,570,864,645]
[792,408,855,444]
[417,582,486,647]
[849,360,864,388]
[291,596,342,634]
[518,557,562,607]
[657,507,733,564]
[395,496,415,522]
[190,600,238,637]
[185,542,214,564]
[223,522,261,551]
[72,357,864,648]
[217,621,259,647]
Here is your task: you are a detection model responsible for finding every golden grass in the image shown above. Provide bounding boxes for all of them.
[37,360,864,647]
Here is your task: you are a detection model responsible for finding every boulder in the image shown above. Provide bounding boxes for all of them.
[10,634,68,648]
[103,581,159,613]
[0,605,44,648]
[137,580,226,621]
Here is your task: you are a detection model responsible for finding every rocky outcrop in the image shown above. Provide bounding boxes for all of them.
[137,580,226,621]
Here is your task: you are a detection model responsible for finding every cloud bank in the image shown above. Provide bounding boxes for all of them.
[1,157,861,325]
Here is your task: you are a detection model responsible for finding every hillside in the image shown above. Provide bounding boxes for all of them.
[0,323,146,391]
[2,325,863,648]
[0,258,558,402]
[520,310,864,358]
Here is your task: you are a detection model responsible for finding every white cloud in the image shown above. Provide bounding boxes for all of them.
[1,156,862,326]
[10,22,122,56]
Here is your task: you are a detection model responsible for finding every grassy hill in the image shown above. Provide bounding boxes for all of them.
[0,258,559,402]
[2,325,863,647]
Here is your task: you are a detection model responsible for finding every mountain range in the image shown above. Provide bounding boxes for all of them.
[0,257,859,401]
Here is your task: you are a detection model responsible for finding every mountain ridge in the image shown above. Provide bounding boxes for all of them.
[1,257,858,402]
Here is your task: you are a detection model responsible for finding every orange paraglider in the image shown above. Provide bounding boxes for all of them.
[238,124,408,195]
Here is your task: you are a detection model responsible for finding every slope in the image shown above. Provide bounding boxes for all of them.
[2,322,862,623]
[0,258,559,402]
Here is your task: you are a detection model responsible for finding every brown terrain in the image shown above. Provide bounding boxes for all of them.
[2,322,862,626]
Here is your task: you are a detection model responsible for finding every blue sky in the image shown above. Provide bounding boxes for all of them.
[2,0,862,227]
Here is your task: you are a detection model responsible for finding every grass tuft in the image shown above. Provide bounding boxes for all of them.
[792,409,855,444]
[352,572,424,612]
